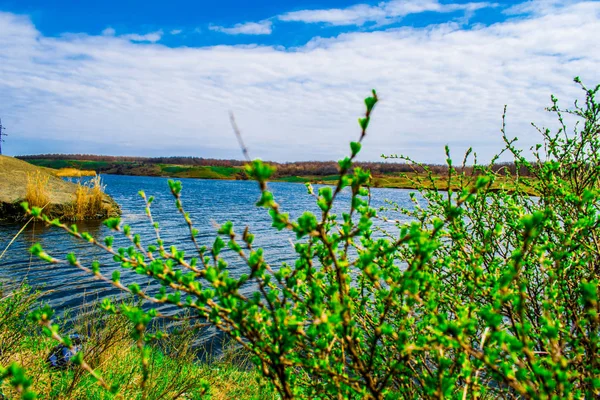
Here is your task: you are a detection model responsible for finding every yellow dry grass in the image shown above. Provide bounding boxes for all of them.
[64,176,108,220]
[54,168,96,177]
[24,171,50,208]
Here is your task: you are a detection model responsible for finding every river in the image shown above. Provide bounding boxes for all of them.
[0,174,417,342]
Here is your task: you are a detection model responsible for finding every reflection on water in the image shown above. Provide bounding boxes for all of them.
[0,175,417,341]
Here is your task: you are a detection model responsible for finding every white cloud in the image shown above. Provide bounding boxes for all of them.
[170,29,183,35]
[0,1,598,163]
[278,0,497,26]
[101,27,116,36]
[101,27,163,42]
[209,20,273,35]
[120,30,163,42]
[279,5,387,26]
[504,0,582,16]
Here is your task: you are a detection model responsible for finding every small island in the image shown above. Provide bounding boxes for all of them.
[0,155,120,221]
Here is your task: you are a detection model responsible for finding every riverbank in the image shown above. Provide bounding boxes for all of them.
[0,284,275,399]
[22,157,536,194]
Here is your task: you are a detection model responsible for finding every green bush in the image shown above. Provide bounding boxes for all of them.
[14,80,600,399]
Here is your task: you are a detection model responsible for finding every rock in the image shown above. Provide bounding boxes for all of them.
[47,334,84,369]
[0,155,120,221]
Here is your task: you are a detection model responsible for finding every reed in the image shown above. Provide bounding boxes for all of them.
[24,171,50,208]
[88,176,105,214]
[54,168,96,178]
[63,176,109,221]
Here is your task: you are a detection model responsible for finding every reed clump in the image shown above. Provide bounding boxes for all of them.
[24,171,50,208]
[63,176,110,221]
[54,168,96,178]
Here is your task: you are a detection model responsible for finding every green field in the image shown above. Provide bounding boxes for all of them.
[26,159,131,170]
[159,165,242,179]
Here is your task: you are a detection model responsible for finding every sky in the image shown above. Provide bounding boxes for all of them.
[0,0,598,162]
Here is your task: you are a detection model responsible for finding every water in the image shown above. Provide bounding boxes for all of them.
[0,175,417,340]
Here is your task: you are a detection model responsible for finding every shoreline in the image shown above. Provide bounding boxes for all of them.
[81,170,537,195]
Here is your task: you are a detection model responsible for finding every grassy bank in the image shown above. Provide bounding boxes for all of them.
[0,285,274,399]
[23,160,245,181]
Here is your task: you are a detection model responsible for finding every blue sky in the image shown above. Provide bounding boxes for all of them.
[0,0,506,48]
[0,1,598,161]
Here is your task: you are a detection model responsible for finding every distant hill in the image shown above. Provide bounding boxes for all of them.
[11,154,537,194]
[17,154,534,178]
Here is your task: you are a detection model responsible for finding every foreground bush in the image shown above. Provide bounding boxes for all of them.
[11,79,600,399]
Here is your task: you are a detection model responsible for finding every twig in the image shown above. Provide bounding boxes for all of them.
[0,201,50,261]
[229,112,251,162]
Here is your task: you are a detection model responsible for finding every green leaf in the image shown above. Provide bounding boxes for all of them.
[103,218,121,230]
[212,237,225,256]
[365,96,377,113]
[168,180,183,195]
[350,141,362,157]
[358,117,370,131]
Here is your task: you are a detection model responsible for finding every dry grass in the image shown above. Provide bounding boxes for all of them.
[54,168,96,178]
[21,170,117,221]
[63,176,109,221]
[25,171,51,208]
[0,286,276,399]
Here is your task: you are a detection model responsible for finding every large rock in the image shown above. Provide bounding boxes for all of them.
[0,155,120,221]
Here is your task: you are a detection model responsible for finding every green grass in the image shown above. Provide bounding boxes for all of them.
[159,165,242,180]
[209,166,240,177]
[26,160,131,171]
[274,176,311,183]
[73,160,112,170]
[0,285,276,400]
[26,159,73,169]
[160,165,189,174]
[275,175,339,183]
